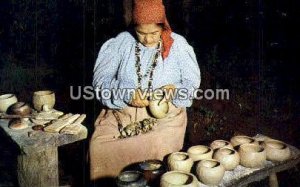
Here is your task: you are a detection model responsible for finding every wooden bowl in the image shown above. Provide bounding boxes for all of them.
[8,102,32,116]
[210,140,233,150]
[187,145,213,161]
[167,152,194,172]
[196,159,225,185]
[238,143,266,168]
[230,135,258,147]
[32,90,55,111]
[262,140,291,162]
[160,171,199,187]
[0,94,18,113]
[213,147,240,170]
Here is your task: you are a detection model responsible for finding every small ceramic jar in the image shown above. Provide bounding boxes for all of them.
[262,140,291,162]
[139,159,166,186]
[213,147,240,170]
[196,159,225,186]
[116,170,147,187]
[160,171,199,187]
[230,135,258,147]
[210,140,234,150]
[8,102,32,116]
[0,94,18,113]
[167,152,194,173]
[187,145,213,161]
[32,90,55,111]
[238,143,266,168]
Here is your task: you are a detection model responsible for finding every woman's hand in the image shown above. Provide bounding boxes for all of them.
[130,89,150,107]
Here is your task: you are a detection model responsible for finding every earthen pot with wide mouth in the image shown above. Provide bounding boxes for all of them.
[196,159,225,186]
[0,94,18,113]
[167,152,194,173]
[262,140,291,162]
[32,90,55,112]
[8,102,32,116]
[210,139,234,150]
[230,135,259,148]
[213,147,240,170]
[116,170,147,187]
[238,143,266,168]
[187,145,213,161]
[160,171,199,187]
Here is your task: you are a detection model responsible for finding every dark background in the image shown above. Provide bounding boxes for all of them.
[0,0,299,186]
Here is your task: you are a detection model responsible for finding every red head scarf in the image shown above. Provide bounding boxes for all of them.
[132,0,174,59]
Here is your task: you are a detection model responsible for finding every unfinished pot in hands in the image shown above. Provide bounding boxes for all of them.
[187,145,213,161]
[160,171,198,187]
[32,90,55,112]
[148,94,169,119]
[238,143,266,168]
[210,139,234,150]
[230,135,258,148]
[213,147,240,170]
[167,152,194,173]
[0,94,18,113]
[262,140,291,162]
[196,159,225,186]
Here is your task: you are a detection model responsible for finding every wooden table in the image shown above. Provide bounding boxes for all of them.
[0,119,87,187]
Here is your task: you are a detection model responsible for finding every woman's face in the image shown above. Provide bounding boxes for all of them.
[135,23,163,47]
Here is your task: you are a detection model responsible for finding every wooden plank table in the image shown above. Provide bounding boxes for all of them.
[0,119,87,187]
[196,135,300,187]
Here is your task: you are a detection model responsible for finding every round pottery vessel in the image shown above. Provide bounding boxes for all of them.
[32,90,55,111]
[196,159,225,185]
[0,94,18,113]
[167,152,194,172]
[238,143,266,168]
[210,140,234,150]
[262,140,291,162]
[148,94,169,119]
[213,147,240,170]
[139,159,166,186]
[230,135,258,147]
[116,170,147,187]
[160,171,198,187]
[187,145,213,161]
[8,102,32,116]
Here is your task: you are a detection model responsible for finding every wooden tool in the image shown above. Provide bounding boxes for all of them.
[44,114,80,133]
[60,114,86,134]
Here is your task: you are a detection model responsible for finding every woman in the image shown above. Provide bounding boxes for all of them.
[90,0,200,181]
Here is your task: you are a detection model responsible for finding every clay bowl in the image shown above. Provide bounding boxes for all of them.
[160,171,199,187]
[262,140,291,162]
[0,94,18,113]
[196,159,225,186]
[32,90,55,111]
[238,143,266,168]
[187,145,213,161]
[7,102,32,116]
[213,147,240,170]
[167,152,194,173]
[139,159,166,186]
[210,140,234,150]
[116,170,147,187]
[230,135,258,148]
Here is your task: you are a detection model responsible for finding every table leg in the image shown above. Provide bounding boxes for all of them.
[17,147,59,187]
[269,172,279,187]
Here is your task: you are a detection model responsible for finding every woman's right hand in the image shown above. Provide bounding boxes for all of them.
[130,89,150,107]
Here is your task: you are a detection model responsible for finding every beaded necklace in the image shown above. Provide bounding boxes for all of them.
[135,41,162,89]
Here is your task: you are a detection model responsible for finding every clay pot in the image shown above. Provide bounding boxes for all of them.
[238,143,266,168]
[196,159,225,186]
[230,135,258,147]
[210,140,234,150]
[116,170,147,187]
[0,94,18,113]
[187,145,213,161]
[160,171,199,187]
[139,159,166,186]
[213,147,240,170]
[8,102,32,116]
[148,94,169,119]
[32,90,55,111]
[262,140,291,162]
[167,152,194,172]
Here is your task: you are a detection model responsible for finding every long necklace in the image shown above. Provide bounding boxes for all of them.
[135,41,162,89]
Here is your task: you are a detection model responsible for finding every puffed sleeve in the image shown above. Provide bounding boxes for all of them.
[93,32,135,109]
[172,36,201,107]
